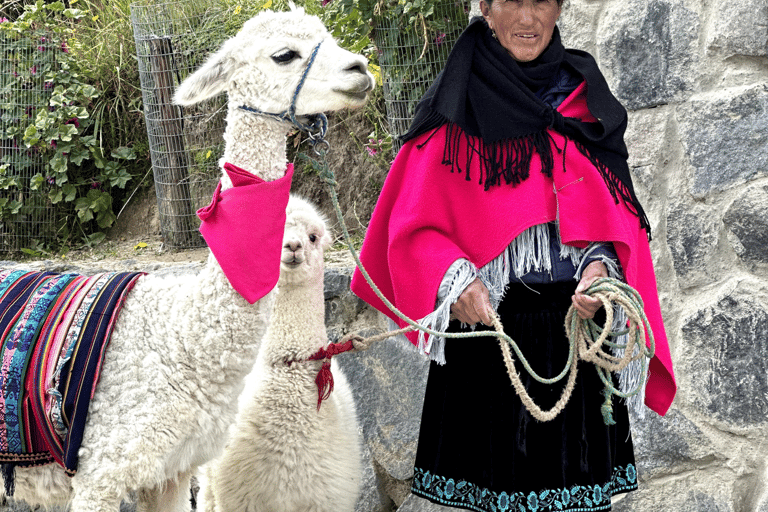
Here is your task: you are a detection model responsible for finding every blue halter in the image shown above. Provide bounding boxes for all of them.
[238,39,328,148]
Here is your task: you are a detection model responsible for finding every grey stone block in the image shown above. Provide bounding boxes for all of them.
[723,185,768,265]
[677,85,768,197]
[707,0,768,57]
[397,493,458,512]
[614,488,733,512]
[666,202,719,288]
[629,408,714,477]
[355,440,392,512]
[334,335,429,482]
[324,267,367,327]
[681,286,768,427]
[599,0,699,110]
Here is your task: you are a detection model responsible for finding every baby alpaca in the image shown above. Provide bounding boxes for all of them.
[197,195,362,512]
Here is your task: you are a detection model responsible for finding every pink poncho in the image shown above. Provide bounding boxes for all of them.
[351,83,677,416]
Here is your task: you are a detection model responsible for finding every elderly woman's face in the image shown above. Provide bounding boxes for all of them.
[480,0,562,62]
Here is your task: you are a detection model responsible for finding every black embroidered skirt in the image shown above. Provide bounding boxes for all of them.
[411,281,637,512]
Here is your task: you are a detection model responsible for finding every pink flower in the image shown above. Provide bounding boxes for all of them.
[50,140,57,149]
[435,32,446,46]
[37,45,46,51]
[30,65,37,75]
[366,137,384,157]
[66,117,80,128]
[46,176,55,185]
[321,0,332,5]
[0,18,8,23]
[61,41,68,53]
[44,81,53,89]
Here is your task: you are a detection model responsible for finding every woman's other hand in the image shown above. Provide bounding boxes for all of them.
[451,278,494,326]
[572,260,608,319]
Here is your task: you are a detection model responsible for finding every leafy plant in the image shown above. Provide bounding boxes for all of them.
[0,0,137,250]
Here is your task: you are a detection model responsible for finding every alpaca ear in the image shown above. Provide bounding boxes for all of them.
[174,41,237,105]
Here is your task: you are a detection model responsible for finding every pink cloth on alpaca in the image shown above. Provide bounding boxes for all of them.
[198,163,293,304]
[351,82,677,416]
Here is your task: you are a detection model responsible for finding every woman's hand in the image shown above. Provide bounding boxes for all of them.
[572,260,608,319]
[451,278,494,326]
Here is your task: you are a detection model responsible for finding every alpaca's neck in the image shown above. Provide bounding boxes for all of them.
[197,109,291,311]
[266,277,327,359]
[221,107,291,185]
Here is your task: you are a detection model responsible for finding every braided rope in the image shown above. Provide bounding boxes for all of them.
[565,278,655,399]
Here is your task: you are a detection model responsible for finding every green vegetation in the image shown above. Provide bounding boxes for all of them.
[0,0,464,254]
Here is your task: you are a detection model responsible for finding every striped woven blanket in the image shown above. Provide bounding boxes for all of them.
[0,269,142,487]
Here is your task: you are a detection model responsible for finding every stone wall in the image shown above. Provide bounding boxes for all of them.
[332,0,768,511]
[562,1,767,511]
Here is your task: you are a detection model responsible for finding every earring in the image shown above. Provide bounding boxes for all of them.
[491,29,498,40]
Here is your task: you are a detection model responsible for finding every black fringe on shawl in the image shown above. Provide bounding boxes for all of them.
[417,122,652,240]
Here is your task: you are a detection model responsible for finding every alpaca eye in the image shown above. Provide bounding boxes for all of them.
[271,49,299,64]
[309,234,317,243]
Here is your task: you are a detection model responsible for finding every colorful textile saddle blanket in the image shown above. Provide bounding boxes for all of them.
[0,269,142,479]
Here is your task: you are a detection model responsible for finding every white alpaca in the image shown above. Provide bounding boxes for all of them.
[197,195,362,512]
[3,6,373,512]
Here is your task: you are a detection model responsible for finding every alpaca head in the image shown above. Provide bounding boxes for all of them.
[279,195,332,288]
[173,5,374,116]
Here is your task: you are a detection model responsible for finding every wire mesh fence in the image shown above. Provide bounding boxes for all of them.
[130,0,230,249]
[374,0,470,152]
[0,31,59,253]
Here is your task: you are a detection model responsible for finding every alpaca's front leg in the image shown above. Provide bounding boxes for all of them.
[136,470,194,512]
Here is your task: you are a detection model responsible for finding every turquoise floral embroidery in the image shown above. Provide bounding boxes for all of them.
[527,491,539,511]
[412,464,638,512]
[445,479,456,500]
[498,492,510,511]
[626,464,636,483]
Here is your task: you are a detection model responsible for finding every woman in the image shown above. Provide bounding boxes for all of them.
[351,0,677,510]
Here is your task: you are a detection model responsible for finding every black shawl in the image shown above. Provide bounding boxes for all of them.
[402,17,650,237]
